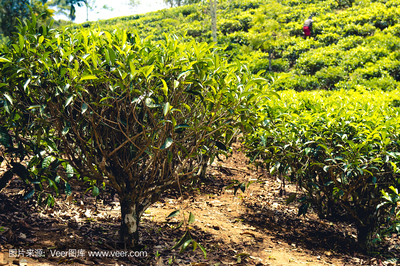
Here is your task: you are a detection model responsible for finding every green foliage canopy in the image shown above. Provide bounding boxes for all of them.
[0,15,271,247]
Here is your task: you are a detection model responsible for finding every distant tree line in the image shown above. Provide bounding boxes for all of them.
[0,0,109,38]
[163,0,202,8]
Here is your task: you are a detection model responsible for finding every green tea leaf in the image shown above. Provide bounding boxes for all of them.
[180,239,193,253]
[171,231,191,250]
[65,164,74,178]
[23,78,31,91]
[62,125,70,136]
[174,124,190,133]
[174,80,180,89]
[44,138,58,152]
[167,150,173,163]
[163,102,170,116]
[80,75,98,81]
[23,189,35,200]
[65,95,74,107]
[65,182,72,196]
[107,47,116,64]
[18,34,24,51]
[3,100,10,114]
[161,79,168,97]
[167,209,180,218]
[92,186,100,197]
[143,65,154,79]
[286,193,297,204]
[4,93,13,106]
[197,242,207,259]
[161,137,173,149]
[81,103,88,114]
[11,162,30,182]
[192,240,198,251]
[0,57,11,63]
[145,98,159,108]
[46,195,55,207]
[175,220,183,230]
[188,212,195,224]
[298,203,309,217]
[42,156,54,169]
[239,182,246,193]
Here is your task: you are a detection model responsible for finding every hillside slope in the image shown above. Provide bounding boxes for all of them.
[75,0,400,91]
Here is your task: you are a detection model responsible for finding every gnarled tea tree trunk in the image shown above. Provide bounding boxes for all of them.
[120,198,141,248]
[118,186,163,247]
[119,195,157,248]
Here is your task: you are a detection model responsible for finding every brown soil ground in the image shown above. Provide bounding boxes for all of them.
[0,142,399,266]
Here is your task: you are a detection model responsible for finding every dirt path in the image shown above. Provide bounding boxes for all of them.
[0,143,398,265]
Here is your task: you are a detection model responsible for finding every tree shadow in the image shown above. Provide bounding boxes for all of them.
[238,198,359,255]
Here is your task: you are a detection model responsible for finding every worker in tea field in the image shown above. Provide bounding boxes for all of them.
[303,15,313,39]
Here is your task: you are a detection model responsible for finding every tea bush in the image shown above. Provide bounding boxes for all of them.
[296,47,341,75]
[342,23,376,37]
[271,73,319,91]
[0,17,270,248]
[315,66,347,89]
[336,35,364,50]
[245,88,400,249]
[219,19,243,35]
[316,32,340,45]
[384,24,400,37]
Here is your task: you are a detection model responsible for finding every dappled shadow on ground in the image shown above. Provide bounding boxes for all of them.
[195,142,399,265]
[1,142,399,266]
[238,189,400,264]
[240,199,357,254]
[0,174,262,266]
[0,170,260,266]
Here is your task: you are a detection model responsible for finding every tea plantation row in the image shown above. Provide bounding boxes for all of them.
[74,0,400,92]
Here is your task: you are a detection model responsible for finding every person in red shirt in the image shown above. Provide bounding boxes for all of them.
[303,15,313,39]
